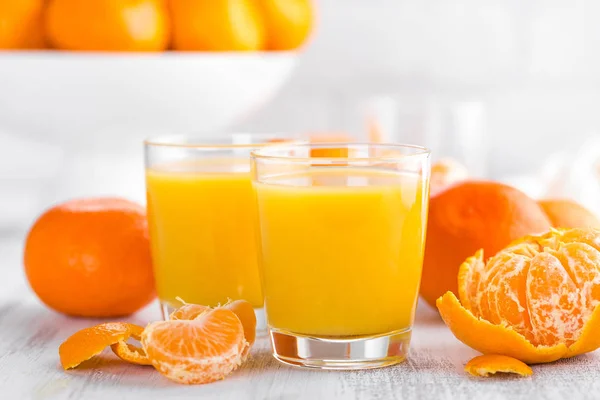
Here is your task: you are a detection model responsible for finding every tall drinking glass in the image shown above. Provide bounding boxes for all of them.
[145,134,292,325]
[251,143,430,369]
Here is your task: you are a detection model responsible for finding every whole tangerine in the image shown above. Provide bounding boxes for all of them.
[0,0,46,49]
[538,199,600,229]
[45,0,170,51]
[168,0,265,51]
[24,198,156,317]
[258,0,314,51]
[420,181,552,308]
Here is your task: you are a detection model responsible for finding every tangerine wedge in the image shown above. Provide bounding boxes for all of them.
[142,308,247,384]
[464,355,533,377]
[59,322,149,369]
[169,300,256,358]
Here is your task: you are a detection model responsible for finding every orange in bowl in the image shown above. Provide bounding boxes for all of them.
[420,181,552,308]
[258,0,314,50]
[45,0,170,51]
[438,228,600,364]
[24,198,156,317]
[168,0,266,51]
[0,0,46,49]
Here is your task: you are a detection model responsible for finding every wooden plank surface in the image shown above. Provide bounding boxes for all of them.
[3,237,600,400]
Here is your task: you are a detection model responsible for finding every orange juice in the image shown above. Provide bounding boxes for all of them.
[254,168,427,336]
[146,160,263,309]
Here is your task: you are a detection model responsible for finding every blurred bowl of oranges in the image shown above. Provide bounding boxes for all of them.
[0,0,314,137]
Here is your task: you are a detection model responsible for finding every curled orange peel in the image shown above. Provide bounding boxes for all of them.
[436,291,600,364]
[464,354,532,377]
[59,322,149,369]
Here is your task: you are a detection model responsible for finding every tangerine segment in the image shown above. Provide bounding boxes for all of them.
[557,228,600,251]
[436,292,568,364]
[486,254,532,341]
[169,300,257,357]
[527,252,581,346]
[59,322,145,369]
[142,308,247,385]
[457,249,484,312]
[565,299,600,357]
[464,355,533,377]
[223,300,257,352]
[552,243,600,307]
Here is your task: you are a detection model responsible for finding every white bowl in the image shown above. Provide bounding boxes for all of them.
[0,51,297,143]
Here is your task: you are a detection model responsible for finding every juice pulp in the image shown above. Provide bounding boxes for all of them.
[146,160,263,308]
[254,168,428,336]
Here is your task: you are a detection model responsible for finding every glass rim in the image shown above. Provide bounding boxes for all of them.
[250,142,431,162]
[144,133,300,149]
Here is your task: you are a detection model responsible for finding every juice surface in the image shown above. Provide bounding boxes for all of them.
[146,159,263,308]
[254,168,428,336]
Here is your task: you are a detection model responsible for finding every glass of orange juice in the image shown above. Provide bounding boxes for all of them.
[251,143,431,369]
[145,134,293,324]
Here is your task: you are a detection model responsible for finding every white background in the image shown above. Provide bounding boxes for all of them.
[2,0,600,233]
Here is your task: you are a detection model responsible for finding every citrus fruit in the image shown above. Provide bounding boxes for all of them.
[464,355,533,377]
[539,199,600,229]
[258,0,314,50]
[59,322,149,369]
[142,308,247,384]
[437,228,600,364]
[0,0,46,49]
[169,299,256,358]
[24,198,156,317]
[168,0,265,51]
[421,181,552,307]
[45,0,170,51]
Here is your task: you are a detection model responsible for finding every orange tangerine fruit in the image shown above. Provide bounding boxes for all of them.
[0,0,46,49]
[24,198,156,318]
[59,322,149,369]
[258,0,314,50]
[223,300,256,352]
[539,199,600,229]
[464,355,533,378]
[168,0,265,51]
[142,308,247,384]
[45,0,170,51]
[170,300,256,358]
[437,228,600,364]
[421,181,552,308]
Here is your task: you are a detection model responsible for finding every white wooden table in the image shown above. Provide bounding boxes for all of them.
[3,236,600,400]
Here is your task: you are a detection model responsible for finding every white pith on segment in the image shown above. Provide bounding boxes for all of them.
[141,308,248,384]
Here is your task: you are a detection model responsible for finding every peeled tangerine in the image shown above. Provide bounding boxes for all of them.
[437,228,600,364]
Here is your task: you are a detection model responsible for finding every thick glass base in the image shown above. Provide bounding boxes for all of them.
[159,300,267,332]
[269,327,412,370]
